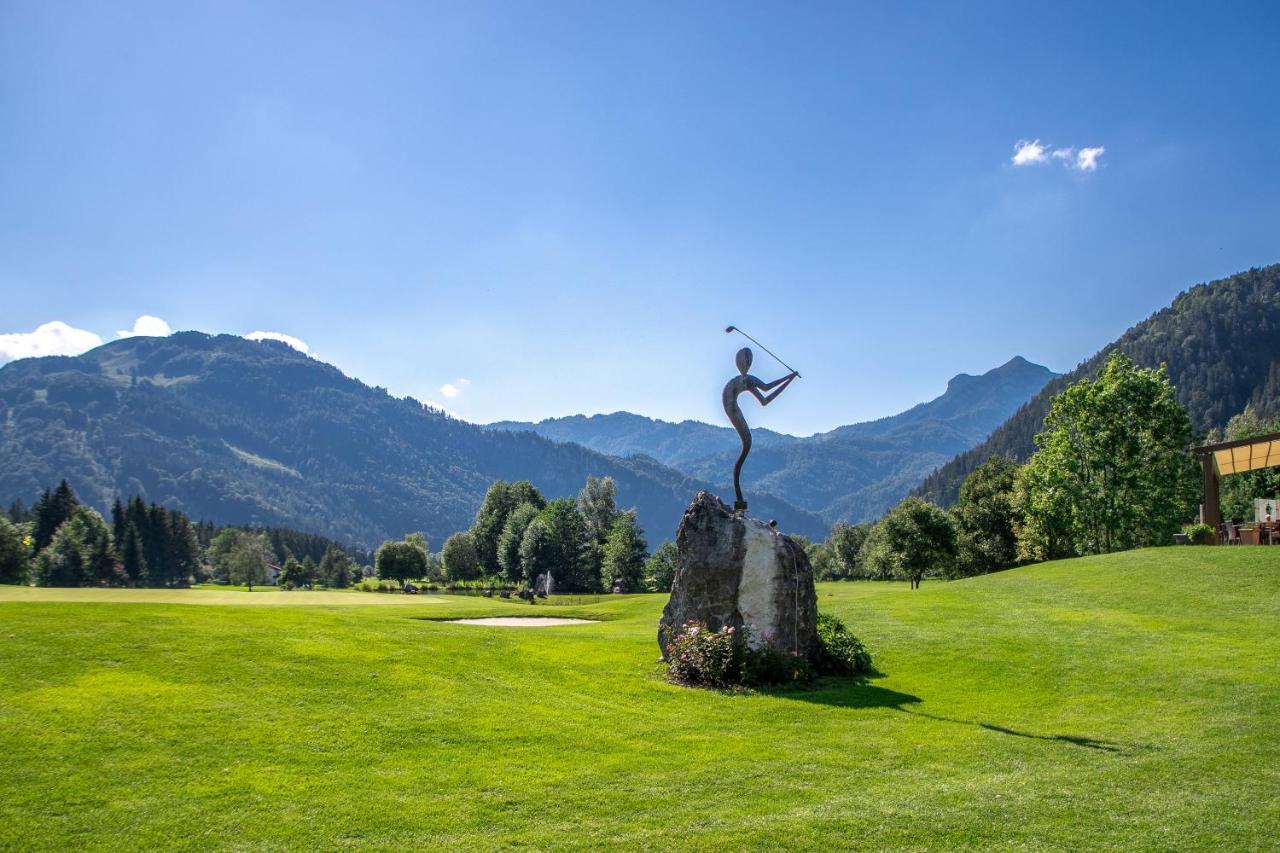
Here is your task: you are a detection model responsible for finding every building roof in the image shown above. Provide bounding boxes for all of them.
[1195,432,1280,476]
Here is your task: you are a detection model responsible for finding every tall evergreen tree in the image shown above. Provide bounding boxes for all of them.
[601,509,647,592]
[0,516,30,585]
[120,523,148,585]
[32,480,79,553]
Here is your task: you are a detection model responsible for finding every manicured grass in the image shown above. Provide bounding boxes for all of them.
[1,548,1277,849]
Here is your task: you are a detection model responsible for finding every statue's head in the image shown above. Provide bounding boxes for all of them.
[735,347,753,374]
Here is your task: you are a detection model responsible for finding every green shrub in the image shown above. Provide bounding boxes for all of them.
[665,620,745,688]
[355,577,402,593]
[1183,523,1216,545]
[665,621,821,688]
[814,613,873,677]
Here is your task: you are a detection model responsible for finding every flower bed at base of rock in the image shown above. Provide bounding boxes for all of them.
[664,614,872,688]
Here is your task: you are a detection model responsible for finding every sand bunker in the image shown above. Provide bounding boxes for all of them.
[446,617,597,627]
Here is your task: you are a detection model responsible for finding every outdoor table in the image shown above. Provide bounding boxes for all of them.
[1240,527,1261,545]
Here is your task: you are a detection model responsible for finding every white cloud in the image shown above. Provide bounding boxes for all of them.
[0,321,104,364]
[1012,139,1105,173]
[439,378,471,399]
[116,315,173,338]
[244,331,311,354]
[1012,139,1048,166]
[1075,146,1105,171]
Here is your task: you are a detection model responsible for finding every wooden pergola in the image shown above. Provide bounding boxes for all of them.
[1194,431,1280,528]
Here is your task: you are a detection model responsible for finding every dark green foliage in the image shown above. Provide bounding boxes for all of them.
[34,506,115,587]
[318,546,357,588]
[824,522,871,579]
[601,509,647,592]
[6,499,33,524]
[519,499,595,591]
[643,540,677,592]
[278,557,307,589]
[32,480,79,553]
[119,523,147,584]
[114,496,201,587]
[814,613,873,676]
[441,531,482,582]
[470,481,547,573]
[375,536,428,584]
[1018,354,1198,557]
[951,456,1022,576]
[496,502,540,583]
[861,497,958,588]
[0,517,30,584]
[0,333,826,547]
[226,532,272,590]
[917,264,1280,507]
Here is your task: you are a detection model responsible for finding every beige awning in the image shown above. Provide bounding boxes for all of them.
[1197,432,1280,476]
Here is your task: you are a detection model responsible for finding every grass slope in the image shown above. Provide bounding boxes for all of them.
[1,548,1277,849]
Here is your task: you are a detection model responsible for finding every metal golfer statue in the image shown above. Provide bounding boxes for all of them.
[722,325,800,512]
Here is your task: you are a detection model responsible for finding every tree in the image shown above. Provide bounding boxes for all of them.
[1019,353,1198,556]
[375,536,428,584]
[0,516,30,585]
[302,555,319,588]
[519,499,594,591]
[496,502,540,582]
[278,556,307,589]
[319,546,356,588]
[227,533,273,591]
[826,522,871,580]
[644,540,678,592]
[470,481,546,574]
[119,523,148,585]
[34,506,115,587]
[790,534,833,580]
[951,456,1023,576]
[860,498,957,589]
[207,528,242,583]
[441,531,482,582]
[32,480,79,553]
[601,510,647,592]
[577,476,618,546]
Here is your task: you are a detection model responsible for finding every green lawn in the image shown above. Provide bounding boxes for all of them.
[1,548,1277,849]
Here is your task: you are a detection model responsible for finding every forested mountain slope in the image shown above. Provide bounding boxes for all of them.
[914,263,1280,507]
[496,356,1057,524]
[0,334,825,545]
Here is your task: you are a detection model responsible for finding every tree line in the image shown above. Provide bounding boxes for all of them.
[372,475,677,593]
[801,353,1208,587]
[0,481,369,589]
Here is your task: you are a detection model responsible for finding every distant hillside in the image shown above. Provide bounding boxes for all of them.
[0,334,826,546]
[494,356,1057,524]
[915,263,1280,507]
[488,413,798,469]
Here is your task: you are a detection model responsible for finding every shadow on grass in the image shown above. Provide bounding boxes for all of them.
[765,677,923,711]
[773,677,1143,754]
[897,709,1144,754]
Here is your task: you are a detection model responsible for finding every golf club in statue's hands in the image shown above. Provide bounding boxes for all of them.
[722,325,800,512]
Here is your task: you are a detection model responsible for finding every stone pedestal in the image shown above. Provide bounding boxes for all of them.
[659,491,818,661]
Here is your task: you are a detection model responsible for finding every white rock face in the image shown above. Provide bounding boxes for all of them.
[737,520,780,649]
[659,491,819,661]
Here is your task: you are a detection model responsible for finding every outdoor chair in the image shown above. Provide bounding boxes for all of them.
[1226,524,1241,545]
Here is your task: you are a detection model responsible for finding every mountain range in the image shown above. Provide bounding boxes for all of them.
[491,355,1057,523]
[0,334,826,546]
[915,263,1280,506]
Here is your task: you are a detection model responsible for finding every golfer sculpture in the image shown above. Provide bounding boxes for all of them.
[722,325,799,511]
[659,326,817,664]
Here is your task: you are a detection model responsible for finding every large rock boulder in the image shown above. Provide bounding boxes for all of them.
[659,491,819,661]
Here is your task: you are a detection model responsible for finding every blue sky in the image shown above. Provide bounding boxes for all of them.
[2,1,1277,435]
